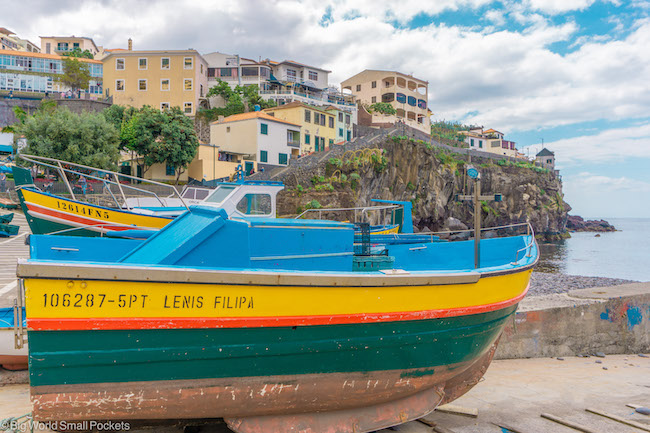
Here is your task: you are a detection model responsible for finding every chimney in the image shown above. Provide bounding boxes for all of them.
[128,38,133,51]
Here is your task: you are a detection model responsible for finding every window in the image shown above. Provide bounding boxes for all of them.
[236,194,272,215]
[200,64,203,74]
[479,140,483,148]
[206,185,237,203]
[371,96,377,103]
[328,116,334,128]
[184,102,193,114]
[304,109,311,122]
[116,58,125,70]
[138,58,147,70]
[184,79,192,91]
[116,79,125,91]
[339,128,343,137]
[166,164,175,176]
[547,158,552,164]
[184,57,193,69]
[320,114,326,126]
[226,127,231,133]
[279,153,288,165]
[286,69,297,81]
[470,139,474,147]
[372,81,377,88]
[260,150,268,163]
[356,84,361,91]
[138,79,147,91]
[329,139,334,145]
[161,79,170,91]
[242,66,258,76]
[261,123,268,135]
[220,68,232,77]
[338,112,343,122]
[200,84,203,97]
[305,134,310,144]
[161,57,170,69]
[308,71,318,81]
[57,42,69,51]
[160,102,170,110]
[345,114,350,125]
[195,189,209,200]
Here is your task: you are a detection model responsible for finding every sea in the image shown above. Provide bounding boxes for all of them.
[537,218,650,281]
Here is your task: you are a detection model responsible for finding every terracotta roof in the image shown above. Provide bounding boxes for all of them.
[212,111,301,127]
[483,128,503,134]
[0,28,15,36]
[0,49,102,63]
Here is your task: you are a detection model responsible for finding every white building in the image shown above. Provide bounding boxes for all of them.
[210,111,302,169]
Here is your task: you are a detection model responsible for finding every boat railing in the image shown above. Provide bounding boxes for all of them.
[17,154,189,211]
[294,204,400,223]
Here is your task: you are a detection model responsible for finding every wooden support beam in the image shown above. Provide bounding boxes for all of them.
[585,408,650,432]
[540,413,600,433]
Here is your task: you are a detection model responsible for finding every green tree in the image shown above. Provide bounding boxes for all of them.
[61,57,91,94]
[116,106,199,184]
[200,80,276,121]
[368,102,397,115]
[14,106,120,169]
[61,48,94,59]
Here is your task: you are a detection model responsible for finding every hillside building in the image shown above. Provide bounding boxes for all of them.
[210,111,301,172]
[535,148,555,169]
[263,102,338,154]
[40,35,100,58]
[0,28,39,53]
[0,49,103,97]
[460,127,518,157]
[102,47,208,115]
[341,69,431,135]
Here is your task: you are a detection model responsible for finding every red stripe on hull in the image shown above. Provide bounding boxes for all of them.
[28,289,527,331]
[25,204,131,231]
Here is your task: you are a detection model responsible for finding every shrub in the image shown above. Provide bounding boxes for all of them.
[407,181,416,191]
[305,199,322,210]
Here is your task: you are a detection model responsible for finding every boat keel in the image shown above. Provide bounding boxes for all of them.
[225,385,445,433]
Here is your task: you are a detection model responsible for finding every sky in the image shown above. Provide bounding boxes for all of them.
[4,0,650,218]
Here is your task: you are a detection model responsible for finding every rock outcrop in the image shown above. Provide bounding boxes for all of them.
[270,136,570,240]
[566,215,616,232]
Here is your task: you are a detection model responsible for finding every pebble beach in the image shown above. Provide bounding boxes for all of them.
[528,272,637,296]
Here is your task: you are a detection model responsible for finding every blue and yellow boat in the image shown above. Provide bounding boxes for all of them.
[16,205,537,433]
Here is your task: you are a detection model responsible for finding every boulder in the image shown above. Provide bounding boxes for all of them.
[444,217,468,232]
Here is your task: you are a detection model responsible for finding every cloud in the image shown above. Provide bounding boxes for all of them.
[523,122,650,166]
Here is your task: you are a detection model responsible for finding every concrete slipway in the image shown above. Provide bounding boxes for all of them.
[1,212,649,431]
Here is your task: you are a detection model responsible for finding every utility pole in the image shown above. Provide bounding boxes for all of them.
[237,55,242,86]
[455,166,503,269]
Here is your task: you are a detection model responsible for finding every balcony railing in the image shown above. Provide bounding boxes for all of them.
[260,89,356,107]
[287,140,301,148]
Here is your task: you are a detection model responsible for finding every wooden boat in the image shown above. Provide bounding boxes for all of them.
[14,155,407,238]
[15,206,537,433]
[0,307,27,370]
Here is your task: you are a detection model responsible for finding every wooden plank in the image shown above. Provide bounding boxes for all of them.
[585,408,650,432]
[492,421,529,433]
[540,413,600,433]
[435,404,478,418]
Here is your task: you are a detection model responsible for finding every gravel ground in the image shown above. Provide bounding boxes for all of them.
[529,272,638,296]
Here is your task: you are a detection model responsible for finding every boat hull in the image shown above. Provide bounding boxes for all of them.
[16,188,171,236]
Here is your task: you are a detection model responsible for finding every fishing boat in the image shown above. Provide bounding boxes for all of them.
[15,205,537,433]
[13,155,408,238]
[0,307,27,370]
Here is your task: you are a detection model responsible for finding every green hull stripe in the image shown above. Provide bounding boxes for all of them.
[28,306,516,387]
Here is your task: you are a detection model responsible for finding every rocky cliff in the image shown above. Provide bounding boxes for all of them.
[270,136,570,240]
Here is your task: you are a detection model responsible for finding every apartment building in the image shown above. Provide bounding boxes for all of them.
[342,70,431,135]
[40,36,99,57]
[263,102,337,154]
[102,48,208,115]
[460,127,518,157]
[0,49,103,96]
[0,28,39,52]
[210,111,301,170]
[203,52,357,121]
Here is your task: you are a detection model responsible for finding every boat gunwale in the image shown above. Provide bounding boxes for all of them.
[16,258,536,287]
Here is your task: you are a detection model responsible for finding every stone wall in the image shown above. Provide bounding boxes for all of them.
[0,97,112,128]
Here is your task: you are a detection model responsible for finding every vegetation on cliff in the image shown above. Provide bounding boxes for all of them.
[275,136,570,239]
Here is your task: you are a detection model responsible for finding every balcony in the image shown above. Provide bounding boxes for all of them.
[260,88,356,107]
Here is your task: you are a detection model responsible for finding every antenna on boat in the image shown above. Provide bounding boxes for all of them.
[455,165,503,269]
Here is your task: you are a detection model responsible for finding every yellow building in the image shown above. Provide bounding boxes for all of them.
[263,102,337,154]
[342,70,431,135]
[102,48,208,115]
[40,36,99,57]
[187,143,258,181]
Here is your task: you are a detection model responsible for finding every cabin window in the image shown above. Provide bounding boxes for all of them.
[182,189,195,199]
[194,189,209,200]
[236,194,272,215]
[205,185,237,204]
